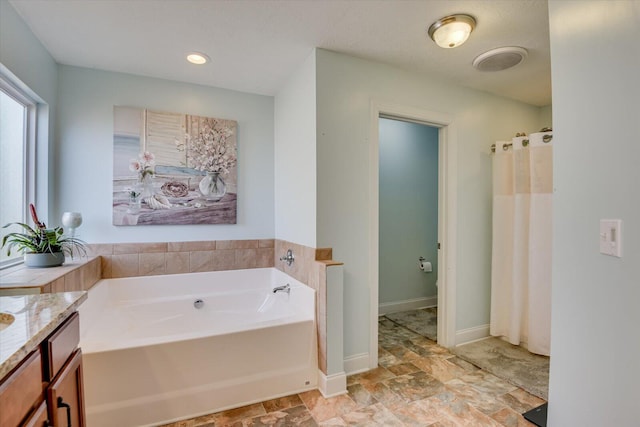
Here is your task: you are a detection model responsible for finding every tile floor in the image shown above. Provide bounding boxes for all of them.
[384,308,437,342]
[452,337,549,400]
[160,318,544,426]
[384,308,550,400]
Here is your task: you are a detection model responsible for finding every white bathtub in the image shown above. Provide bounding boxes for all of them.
[78,268,317,427]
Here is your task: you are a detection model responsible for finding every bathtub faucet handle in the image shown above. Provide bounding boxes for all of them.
[273,284,290,294]
[279,249,295,266]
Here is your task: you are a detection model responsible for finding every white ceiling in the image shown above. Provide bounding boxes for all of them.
[9,0,552,106]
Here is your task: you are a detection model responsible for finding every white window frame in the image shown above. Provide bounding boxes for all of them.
[0,76,37,269]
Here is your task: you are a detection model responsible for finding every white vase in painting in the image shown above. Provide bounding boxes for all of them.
[198,171,226,202]
[127,192,141,214]
[140,174,155,199]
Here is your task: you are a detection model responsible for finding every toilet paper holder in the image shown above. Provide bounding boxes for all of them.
[418,257,433,273]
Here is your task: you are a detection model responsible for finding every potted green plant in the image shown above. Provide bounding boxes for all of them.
[1,204,87,267]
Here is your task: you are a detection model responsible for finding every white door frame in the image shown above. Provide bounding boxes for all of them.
[369,101,458,369]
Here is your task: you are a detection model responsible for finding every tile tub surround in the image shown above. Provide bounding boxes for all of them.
[275,239,343,376]
[160,318,543,426]
[274,239,335,286]
[0,240,290,293]
[0,239,277,292]
[0,256,101,294]
[91,239,275,278]
[0,291,87,377]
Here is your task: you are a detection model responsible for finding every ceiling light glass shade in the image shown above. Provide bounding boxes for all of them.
[428,14,476,49]
[186,52,209,65]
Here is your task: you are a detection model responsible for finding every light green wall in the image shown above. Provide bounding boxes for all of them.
[3,3,276,244]
[56,65,274,243]
[316,48,542,357]
[274,51,316,247]
[548,1,640,425]
[379,118,438,305]
[0,0,58,221]
[539,104,552,131]
[0,1,57,105]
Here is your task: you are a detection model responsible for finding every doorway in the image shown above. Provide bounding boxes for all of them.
[368,101,458,369]
[378,117,439,338]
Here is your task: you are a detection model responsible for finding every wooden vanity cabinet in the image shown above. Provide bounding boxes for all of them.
[0,311,85,427]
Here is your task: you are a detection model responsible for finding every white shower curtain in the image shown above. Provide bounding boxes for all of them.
[490,131,553,356]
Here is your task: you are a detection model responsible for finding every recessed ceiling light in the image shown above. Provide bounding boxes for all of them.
[428,14,476,49]
[186,52,209,65]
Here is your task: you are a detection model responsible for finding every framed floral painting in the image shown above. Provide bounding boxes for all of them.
[112,107,237,225]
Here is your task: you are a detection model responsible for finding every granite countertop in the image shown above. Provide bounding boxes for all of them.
[0,291,87,378]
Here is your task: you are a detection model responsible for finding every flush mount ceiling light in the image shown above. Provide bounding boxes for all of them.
[473,47,528,71]
[428,14,476,48]
[186,52,210,65]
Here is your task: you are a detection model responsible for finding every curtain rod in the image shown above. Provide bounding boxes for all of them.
[490,128,553,153]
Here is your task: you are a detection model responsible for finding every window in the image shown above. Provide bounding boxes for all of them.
[0,78,36,268]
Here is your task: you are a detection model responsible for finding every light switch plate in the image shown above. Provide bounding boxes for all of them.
[600,219,622,257]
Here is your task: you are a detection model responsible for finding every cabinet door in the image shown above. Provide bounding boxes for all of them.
[0,350,43,427]
[47,349,85,427]
[22,400,49,427]
[42,312,79,382]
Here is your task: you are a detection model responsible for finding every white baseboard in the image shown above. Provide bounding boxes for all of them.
[343,353,370,376]
[378,296,437,315]
[317,371,347,398]
[455,324,490,346]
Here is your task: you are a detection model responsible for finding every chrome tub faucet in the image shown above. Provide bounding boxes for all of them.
[272,284,290,294]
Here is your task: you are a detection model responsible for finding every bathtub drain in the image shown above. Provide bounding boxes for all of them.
[194,299,204,309]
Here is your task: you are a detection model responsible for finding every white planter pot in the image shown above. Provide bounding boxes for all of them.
[24,252,65,268]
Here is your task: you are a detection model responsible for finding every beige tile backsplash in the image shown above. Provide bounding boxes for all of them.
[274,239,333,286]
[0,240,276,294]
[91,239,276,279]
[167,241,216,252]
[166,251,190,274]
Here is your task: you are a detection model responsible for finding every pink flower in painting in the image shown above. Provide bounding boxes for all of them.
[129,160,142,172]
[141,151,155,165]
[128,152,155,181]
